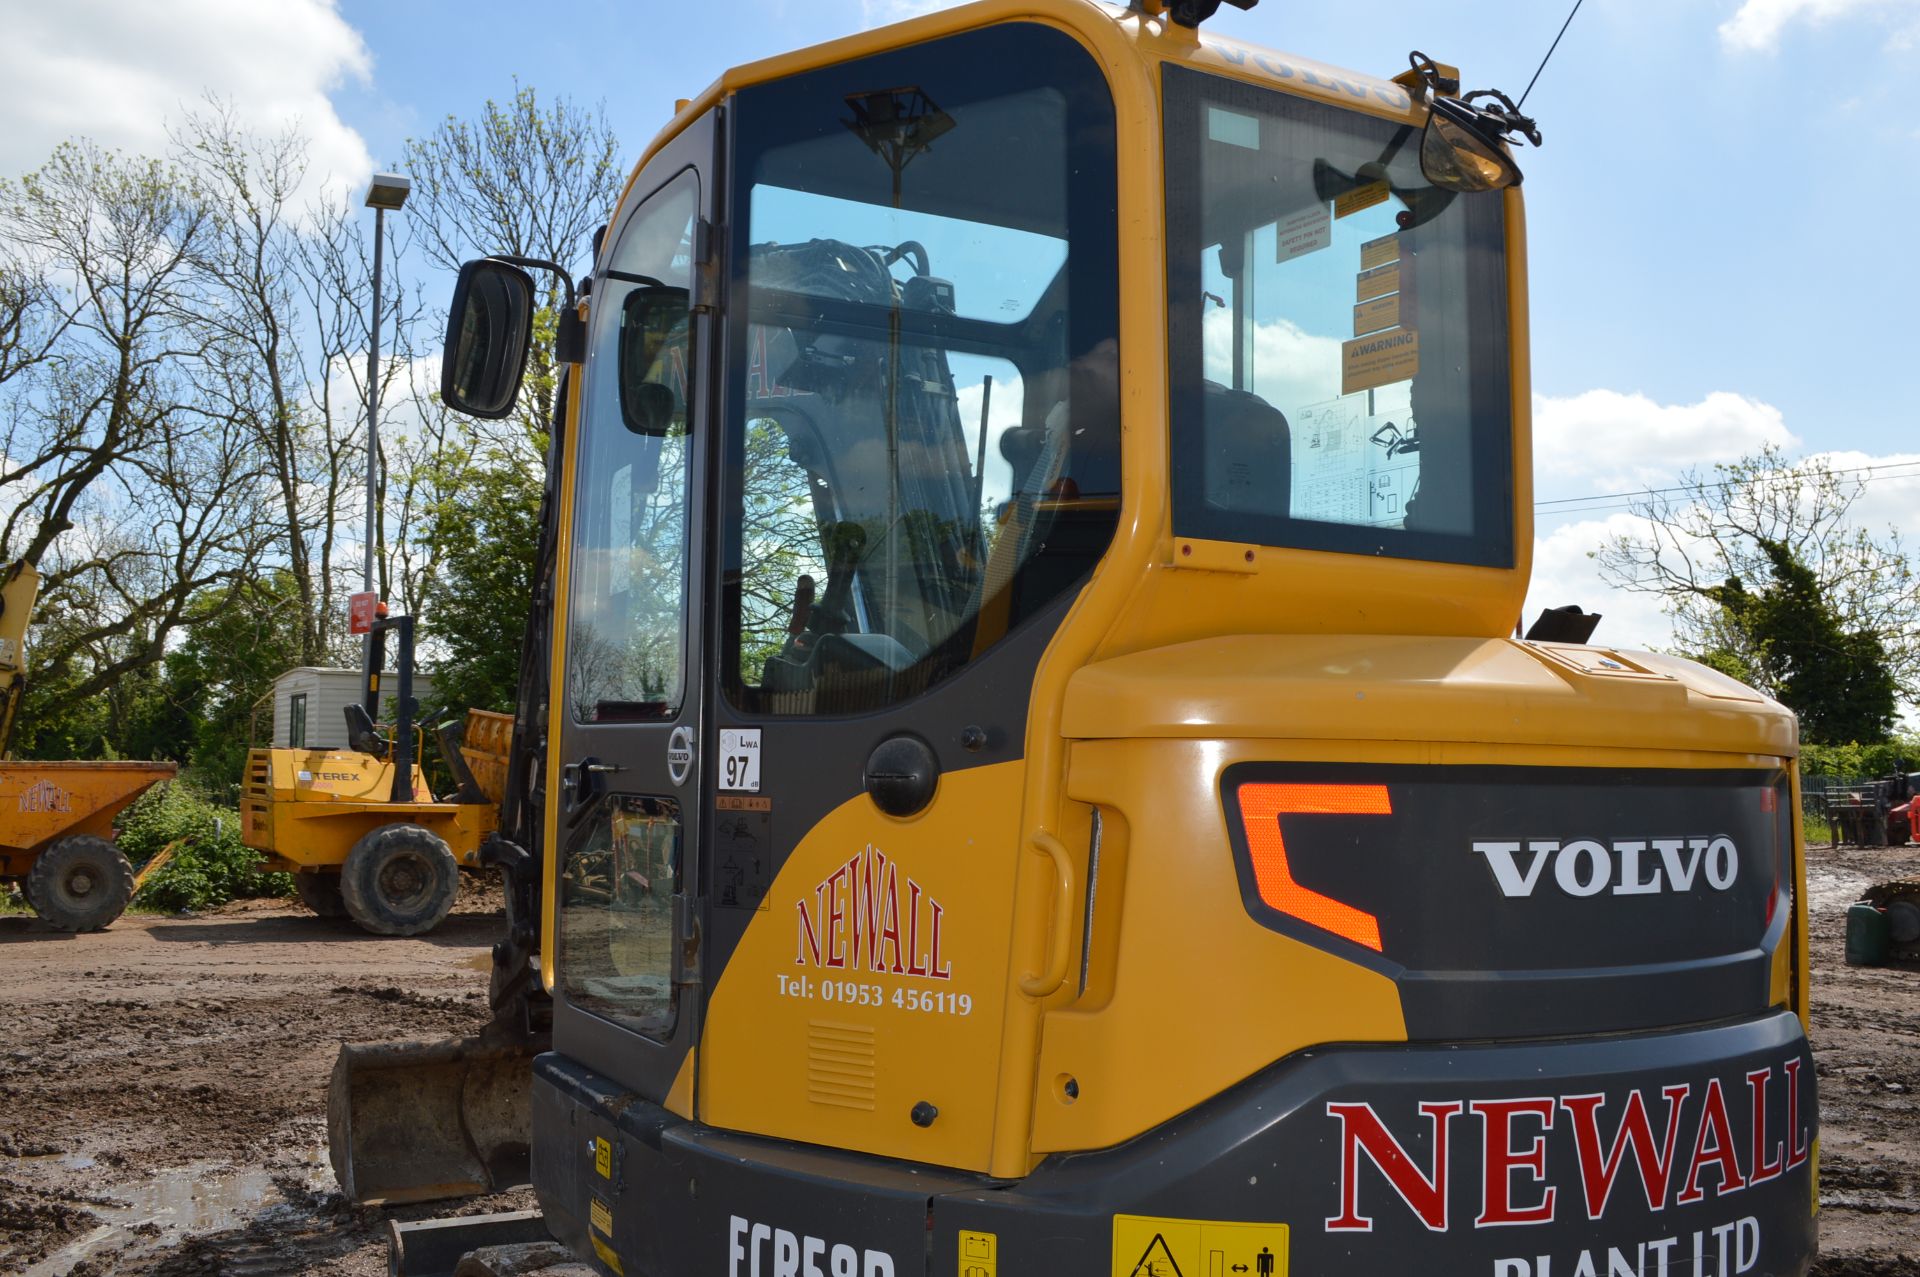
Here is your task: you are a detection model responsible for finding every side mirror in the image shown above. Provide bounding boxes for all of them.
[443,259,536,419]
[1420,96,1524,193]
[618,286,691,436]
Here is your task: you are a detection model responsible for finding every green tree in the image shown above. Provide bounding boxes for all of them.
[400,84,623,712]
[1597,447,1920,711]
[156,574,306,788]
[419,453,541,717]
[1702,539,1897,744]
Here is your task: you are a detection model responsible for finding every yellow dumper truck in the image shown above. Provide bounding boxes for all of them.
[334,2,1819,1274]
[0,560,176,932]
[241,606,510,935]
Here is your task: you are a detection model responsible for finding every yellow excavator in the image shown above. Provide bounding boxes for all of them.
[332,2,1819,1274]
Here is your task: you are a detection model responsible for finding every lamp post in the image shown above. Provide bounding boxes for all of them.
[362,172,411,606]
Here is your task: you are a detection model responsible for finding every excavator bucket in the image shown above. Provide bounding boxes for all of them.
[328,1036,537,1205]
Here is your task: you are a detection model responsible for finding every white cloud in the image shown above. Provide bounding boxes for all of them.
[1526,434,1920,671]
[1526,511,1679,654]
[1202,309,1345,412]
[1719,0,1920,52]
[1533,389,1794,493]
[1799,448,1920,536]
[0,0,374,204]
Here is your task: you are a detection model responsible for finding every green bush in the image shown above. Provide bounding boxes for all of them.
[1801,736,1920,783]
[116,781,292,912]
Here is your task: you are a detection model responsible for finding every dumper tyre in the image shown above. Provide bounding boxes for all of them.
[26,834,135,932]
[294,869,350,919]
[341,824,459,936]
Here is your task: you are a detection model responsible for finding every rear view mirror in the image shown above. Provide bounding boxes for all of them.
[443,259,536,419]
[1420,96,1523,193]
[618,286,691,436]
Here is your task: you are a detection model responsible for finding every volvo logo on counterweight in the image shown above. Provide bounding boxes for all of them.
[1472,837,1740,898]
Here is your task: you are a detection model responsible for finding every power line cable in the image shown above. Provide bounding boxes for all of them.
[1535,459,1920,515]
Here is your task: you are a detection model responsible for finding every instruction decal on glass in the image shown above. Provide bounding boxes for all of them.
[1359,232,1400,270]
[1275,203,1332,262]
[1354,263,1400,303]
[1353,295,1400,336]
[1333,181,1388,219]
[1341,327,1419,395]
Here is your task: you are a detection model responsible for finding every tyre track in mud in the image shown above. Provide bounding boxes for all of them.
[0,889,529,1275]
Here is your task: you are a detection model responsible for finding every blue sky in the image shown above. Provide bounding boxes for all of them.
[4,0,1916,651]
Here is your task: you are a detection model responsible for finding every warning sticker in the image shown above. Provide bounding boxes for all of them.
[590,1198,613,1235]
[1340,327,1419,395]
[960,1230,999,1277]
[1352,295,1399,336]
[1112,1214,1288,1277]
[1359,232,1400,270]
[1354,263,1400,302]
[1333,181,1388,219]
[1274,203,1331,263]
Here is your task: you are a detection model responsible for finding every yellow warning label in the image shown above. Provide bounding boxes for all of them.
[1333,181,1388,219]
[595,1136,612,1178]
[1359,232,1400,270]
[591,1233,626,1275]
[590,1197,614,1235]
[1113,1214,1288,1277]
[1353,295,1400,336]
[960,1229,999,1277]
[1354,263,1400,302]
[1341,327,1419,395]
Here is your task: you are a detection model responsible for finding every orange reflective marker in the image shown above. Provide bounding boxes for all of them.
[1236,783,1390,951]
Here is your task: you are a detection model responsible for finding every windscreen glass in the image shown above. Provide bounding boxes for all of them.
[722,24,1119,715]
[1165,66,1513,565]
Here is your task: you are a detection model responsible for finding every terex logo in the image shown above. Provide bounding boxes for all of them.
[1472,837,1740,899]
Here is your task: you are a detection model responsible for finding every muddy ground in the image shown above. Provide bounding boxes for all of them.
[3,844,1919,1276]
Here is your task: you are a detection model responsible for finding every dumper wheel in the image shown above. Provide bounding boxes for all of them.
[294,870,350,918]
[26,835,135,932]
[341,824,459,936]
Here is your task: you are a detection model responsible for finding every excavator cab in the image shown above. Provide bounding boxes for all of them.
[341,4,1817,1275]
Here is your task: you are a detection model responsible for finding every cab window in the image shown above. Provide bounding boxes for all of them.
[722,24,1120,715]
[1164,67,1514,566]
[568,171,699,723]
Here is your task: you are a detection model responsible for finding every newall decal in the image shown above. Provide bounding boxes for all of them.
[1326,1056,1809,1233]
[795,844,951,980]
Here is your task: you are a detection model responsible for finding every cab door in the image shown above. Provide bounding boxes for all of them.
[548,110,718,1106]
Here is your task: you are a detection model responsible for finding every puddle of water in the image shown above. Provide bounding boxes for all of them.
[1809,862,1872,916]
[462,951,492,972]
[21,1149,331,1277]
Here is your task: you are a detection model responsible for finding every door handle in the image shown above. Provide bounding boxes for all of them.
[1019,831,1076,998]
[561,757,623,812]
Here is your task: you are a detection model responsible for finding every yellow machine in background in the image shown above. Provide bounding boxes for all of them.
[0,560,178,932]
[240,607,511,936]
[335,2,1819,1274]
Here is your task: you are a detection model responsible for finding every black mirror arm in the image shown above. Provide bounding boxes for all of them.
[486,254,587,364]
